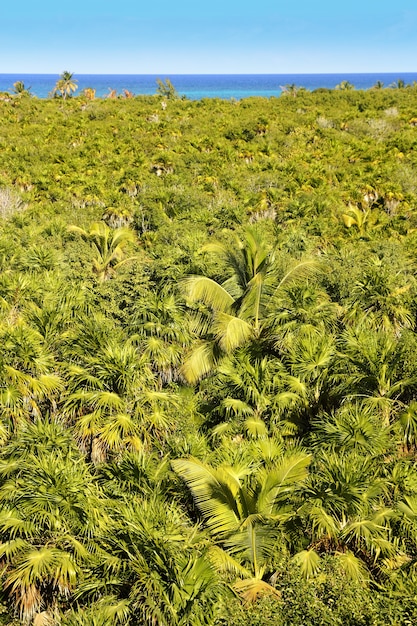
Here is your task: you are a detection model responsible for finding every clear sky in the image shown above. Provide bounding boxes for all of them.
[1,0,416,74]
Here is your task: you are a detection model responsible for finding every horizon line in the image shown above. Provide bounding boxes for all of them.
[1,71,417,76]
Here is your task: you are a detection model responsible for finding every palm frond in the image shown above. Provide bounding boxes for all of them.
[222,398,254,419]
[233,577,281,602]
[274,259,319,294]
[292,549,321,578]
[182,276,234,311]
[245,417,268,438]
[259,452,311,513]
[172,458,240,535]
[180,341,217,384]
[335,550,370,582]
[212,312,253,353]
[207,545,251,578]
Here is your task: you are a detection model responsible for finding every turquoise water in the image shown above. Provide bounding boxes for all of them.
[1,73,417,100]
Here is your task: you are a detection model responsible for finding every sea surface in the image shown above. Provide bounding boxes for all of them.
[1,73,417,100]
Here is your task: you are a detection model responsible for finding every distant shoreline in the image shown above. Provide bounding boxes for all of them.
[1,73,416,100]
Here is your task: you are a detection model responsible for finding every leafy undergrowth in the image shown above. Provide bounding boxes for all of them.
[0,87,417,624]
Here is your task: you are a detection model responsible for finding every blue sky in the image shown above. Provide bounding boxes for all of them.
[1,0,416,73]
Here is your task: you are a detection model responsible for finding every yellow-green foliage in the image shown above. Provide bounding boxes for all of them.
[0,89,417,624]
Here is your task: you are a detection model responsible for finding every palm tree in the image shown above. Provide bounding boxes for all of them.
[181,228,316,383]
[130,288,192,385]
[337,323,417,424]
[342,256,415,332]
[82,87,96,100]
[63,332,179,459]
[68,221,138,282]
[399,401,417,453]
[341,204,383,238]
[281,84,306,98]
[173,446,311,600]
[203,346,310,439]
[0,420,109,623]
[0,319,63,432]
[335,80,354,91]
[12,81,31,97]
[156,78,180,100]
[52,71,78,99]
[299,449,398,580]
[62,600,130,626]
[280,326,338,428]
[272,282,340,337]
[76,497,224,626]
[311,401,393,457]
[24,278,91,354]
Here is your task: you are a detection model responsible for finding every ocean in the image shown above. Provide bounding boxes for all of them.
[1,73,417,100]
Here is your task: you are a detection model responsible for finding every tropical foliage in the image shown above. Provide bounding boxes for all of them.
[0,83,417,624]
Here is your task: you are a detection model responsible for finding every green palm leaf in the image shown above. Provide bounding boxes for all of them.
[181,341,217,384]
[212,312,253,353]
[172,458,240,535]
[258,452,311,513]
[335,550,369,582]
[183,276,234,312]
[292,549,321,578]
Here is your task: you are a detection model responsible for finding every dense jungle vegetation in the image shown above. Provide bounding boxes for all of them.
[1,83,417,625]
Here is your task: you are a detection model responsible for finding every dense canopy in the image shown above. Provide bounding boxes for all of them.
[1,84,417,624]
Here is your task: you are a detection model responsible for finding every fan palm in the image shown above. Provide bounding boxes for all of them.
[272,282,340,337]
[64,336,179,459]
[24,280,91,355]
[343,256,415,332]
[62,599,130,626]
[130,287,192,385]
[206,347,307,437]
[338,323,417,424]
[283,326,336,401]
[77,497,224,626]
[335,80,354,90]
[311,401,393,457]
[0,319,63,432]
[299,450,398,580]
[399,401,417,453]
[0,420,109,623]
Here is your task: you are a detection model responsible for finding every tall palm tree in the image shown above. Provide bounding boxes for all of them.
[12,81,31,97]
[52,71,78,99]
